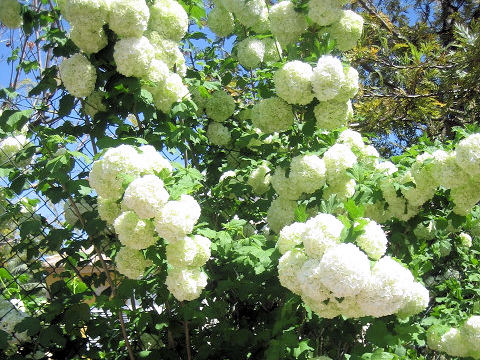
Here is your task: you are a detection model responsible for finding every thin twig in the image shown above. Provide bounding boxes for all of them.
[184,319,192,360]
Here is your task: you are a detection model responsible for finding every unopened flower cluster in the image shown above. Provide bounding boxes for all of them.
[277,213,429,319]
[89,144,210,301]
[427,315,480,359]
[58,0,189,113]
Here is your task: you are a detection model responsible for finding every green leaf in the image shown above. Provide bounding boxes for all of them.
[14,317,41,336]
[0,109,32,132]
[58,94,75,117]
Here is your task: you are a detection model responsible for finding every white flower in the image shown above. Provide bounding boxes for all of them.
[109,0,150,38]
[113,36,155,78]
[235,0,268,29]
[154,194,201,242]
[396,281,430,318]
[149,73,190,113]
[277,249,307,294]
[289,154,327,194]
[122,175,169,219]
[329,10,364,51]
[251,97,294,133]
[166,235,211,267]
[308,0,342,26]
[148,0,188,42]
[459,232,472,247]
[70,25,108,54]
[336,65,359,101]
[318,243,371,297]
[267,196,296,233]
[440,328,470,357]
[138,145,173,175]
[0,0,22,28]
[354,218,388,260]
[461,315,480,354]
[431,149,472,189]
[374,160,398,175]
[337,129,365,151]
[269,1,307,46]
[237,37,265,69]
[302,213,344,258]
[165,267,208,301]
[311,55,345,101]
[115,247,153,279]
[314,99,353,130]
[144,59,170,83]
[270,167,303,200]
[89,145,143,200]
[63,0,109,29]
[205,91,236,122]
[207,6,235,37]
[97,197,121,224]
[206,122,231,146]
[277,222,307,254]
[147,31,187,76]
[297,259,331,302]
[323,143,357,182]
[59,54,96,98]
[247,162,271,195]
[113,211,157,249]
[274,61,314,105]
[455,133,480,177]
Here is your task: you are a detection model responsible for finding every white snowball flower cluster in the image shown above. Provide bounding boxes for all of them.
[237,37,265,69]
[166,234,211,268]
[269,1,308,46]
[90,144,210,300]
[271,167,303,200]
[154,194,201,242]
[251,97,293,133]
[205,90,236,122]
[0,0,23,29]
[113,36,155,78]
[149,72,189,113]
[459,232,472,247]
[206,122,231,146]
[69,25,108,54]
[311,55,345,101]
[267,197,296,233]
[427,316,480,359]
[455,133,480,177]
[207,6,235,37]
[122,175,169,219]
[165,267,208,301]
[262,38,282,62]
[148,0,188,42]
[115,246,153,279]
[247,162,271,195]
[109,0,150,38]
[314,99,353,129]
[323,143,357,182]
[274,61,314,105]
[354,218,388,260]
[329,10,364,51]
[276,214,428,319]
[59,54,97,98]
[290,154,327,194]
[0,134,29,167]
[147,31,187,77]
[113,211,157,249]
[235,0,268,29]
[308,0,343,26]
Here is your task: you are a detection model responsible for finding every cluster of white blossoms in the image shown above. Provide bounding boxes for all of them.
[89,144,210,301]
[269,1,307,46]
[427,315,480,359]
[277,213,429,319]
[58,0,190,113]
[59,54,97,98]
[251,97,294,134]
[0,0,22,29]
[236,37,265,69]
[247,162,271,195]
[200,90,236,146]
[206,122,231,146]
[0,133,30,167]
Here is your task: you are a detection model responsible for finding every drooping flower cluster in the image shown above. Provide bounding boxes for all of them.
[277,213,429,319]
[0,0,23,29]
[427,315,480,359]
[58,0,190,112]
[236,37,265,69]
[59,54,97,98]
[89,144,210,301]
[269,1,308,46]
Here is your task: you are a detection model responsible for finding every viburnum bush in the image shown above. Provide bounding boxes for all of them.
[1,0,480,359]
